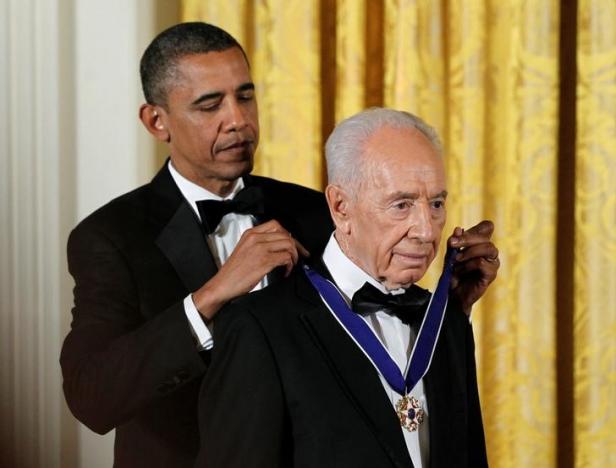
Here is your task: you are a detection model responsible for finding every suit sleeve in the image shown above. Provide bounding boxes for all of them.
[60,223,207,434]
[465,322,489,467]
[195,304,286,468]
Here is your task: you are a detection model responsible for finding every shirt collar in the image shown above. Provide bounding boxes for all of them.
[167,160,245,221]
[321,234,405,303]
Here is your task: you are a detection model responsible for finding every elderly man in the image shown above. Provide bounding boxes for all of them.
[196,108,495,468]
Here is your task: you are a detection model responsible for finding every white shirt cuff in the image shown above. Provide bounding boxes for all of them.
[183,295,213,351]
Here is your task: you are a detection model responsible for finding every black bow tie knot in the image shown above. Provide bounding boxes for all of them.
[196,186,265,234]
[351,282,431,323]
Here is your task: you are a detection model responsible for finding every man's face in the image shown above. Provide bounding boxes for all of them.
[160,47,259,193]
[343,126,447,289]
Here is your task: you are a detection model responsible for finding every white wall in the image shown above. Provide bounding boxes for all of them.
[0,1,177,466]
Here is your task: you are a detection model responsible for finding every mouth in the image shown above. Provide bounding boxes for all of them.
[217,139,253,154]
[393,252,430,268]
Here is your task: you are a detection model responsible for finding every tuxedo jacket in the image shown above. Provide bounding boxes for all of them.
[196,268,488,468]
[60,163,333,468]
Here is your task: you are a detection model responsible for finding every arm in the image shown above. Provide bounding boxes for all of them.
[192,220,308,319]
[60,224,207,434]
[196,305,286,468]
[61,216,305,434]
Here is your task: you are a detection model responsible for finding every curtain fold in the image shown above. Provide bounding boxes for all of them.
[575,2,616,466]
[182,2,616,466]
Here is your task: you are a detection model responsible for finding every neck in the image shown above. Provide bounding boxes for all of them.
[197,178,238,197]
[333,230,409,291]
[334,231,371,279]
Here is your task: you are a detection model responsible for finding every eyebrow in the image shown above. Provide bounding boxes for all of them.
[190,82,255,106]
[388,190,448,200]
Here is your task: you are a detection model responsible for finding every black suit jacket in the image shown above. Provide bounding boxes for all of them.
[60,163,333,467]
[196,269,488,468]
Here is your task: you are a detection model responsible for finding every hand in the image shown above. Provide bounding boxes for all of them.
[192,220,309,320]
[448,220,499,315]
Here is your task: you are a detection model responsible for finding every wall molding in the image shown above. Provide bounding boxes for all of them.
[0,1,162,466]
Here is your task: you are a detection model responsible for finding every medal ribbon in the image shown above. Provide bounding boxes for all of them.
[304,247,458,396]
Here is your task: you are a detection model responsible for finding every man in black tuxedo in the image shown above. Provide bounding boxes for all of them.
[196,108,497,468]
[61,23,497,468]
[60,23,333,467]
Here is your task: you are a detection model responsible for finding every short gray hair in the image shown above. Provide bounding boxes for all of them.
[325,108,442,189]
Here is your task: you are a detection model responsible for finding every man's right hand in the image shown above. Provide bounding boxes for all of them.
[192,220,309,320]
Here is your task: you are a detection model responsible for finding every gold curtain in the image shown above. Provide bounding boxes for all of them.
[183,1,616,466]
[575,2,616,466]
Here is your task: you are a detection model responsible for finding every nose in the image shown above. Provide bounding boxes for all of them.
[407,202,434,243]
[223,98,247,132]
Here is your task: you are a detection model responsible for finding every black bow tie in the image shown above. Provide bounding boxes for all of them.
[196,186,265,234]
[351,282,431,324]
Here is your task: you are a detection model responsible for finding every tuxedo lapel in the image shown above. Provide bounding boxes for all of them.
[156,202,218,293]
[149,163,218,293]
[294,273,412,468]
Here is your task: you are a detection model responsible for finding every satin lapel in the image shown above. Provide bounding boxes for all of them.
[295,273,412,468]
[155,202,217,293]
[150,163,218,293]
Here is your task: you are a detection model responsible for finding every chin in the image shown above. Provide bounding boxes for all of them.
[221,159,254,180]
[384,270,425,289]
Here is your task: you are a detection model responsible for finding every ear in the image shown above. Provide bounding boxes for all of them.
[325,184,352,235]
[139,103,170,142]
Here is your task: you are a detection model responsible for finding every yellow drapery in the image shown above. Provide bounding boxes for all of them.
[576,2,616,466]
[183,1,615,466]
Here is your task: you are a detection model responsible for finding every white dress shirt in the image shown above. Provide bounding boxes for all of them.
[321,234,430,468]
[168,161,267,351]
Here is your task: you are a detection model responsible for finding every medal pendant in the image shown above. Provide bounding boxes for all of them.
[395,394,424,432]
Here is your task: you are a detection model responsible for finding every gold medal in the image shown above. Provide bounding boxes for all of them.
[395,394,424,432]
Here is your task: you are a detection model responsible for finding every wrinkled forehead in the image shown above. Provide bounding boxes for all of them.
[359,126,446,188]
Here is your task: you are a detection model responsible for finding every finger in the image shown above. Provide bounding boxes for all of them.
[239,230,294,248]
[262,250,295,276]
[250,219,286,234]
[448,226,465,247]
[247,231,308,260]
[465,220,494,236]
[294,238,310,257]
[257,238,300,265]
[453,221,495,248]
[455,243,499,263]
[453,256,499,280]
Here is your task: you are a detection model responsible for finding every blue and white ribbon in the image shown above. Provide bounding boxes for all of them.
[304,247,457,395]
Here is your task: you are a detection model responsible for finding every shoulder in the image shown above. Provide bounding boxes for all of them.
[217,271,307,333]
[249,176,333,252]
[69,163,179,245]
[250,175,326,205]
[78,184,151,226]
[67,182,157,255]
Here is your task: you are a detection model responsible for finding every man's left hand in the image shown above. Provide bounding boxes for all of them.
[448,220,499,315]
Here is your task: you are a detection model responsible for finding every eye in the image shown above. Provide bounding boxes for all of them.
[198,102,221,112]
[237,90,255,102]
[431,200,445,209]
[393,200,412,210]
